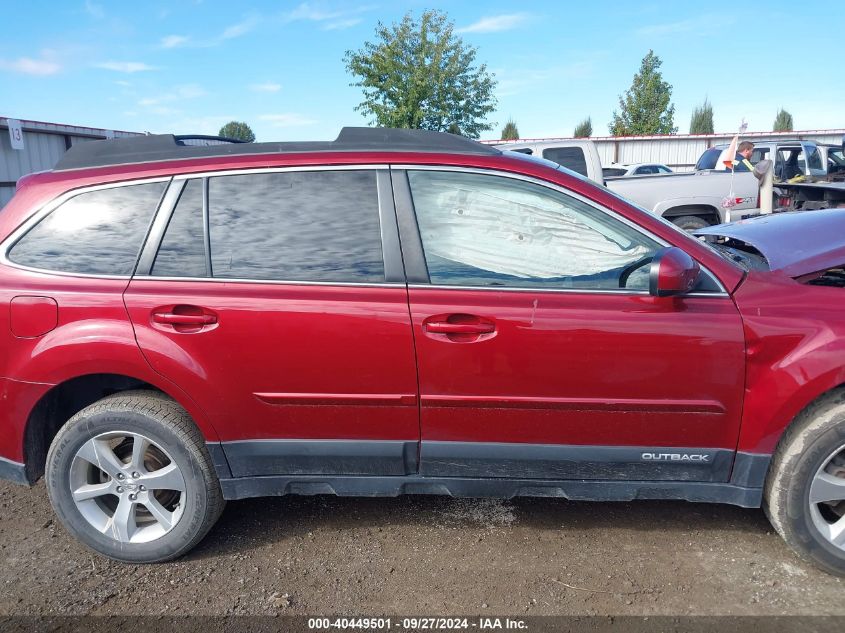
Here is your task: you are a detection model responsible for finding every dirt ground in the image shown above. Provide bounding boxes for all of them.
[0,480,842,618]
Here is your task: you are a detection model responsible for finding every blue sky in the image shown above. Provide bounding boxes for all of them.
[2,1,843,141]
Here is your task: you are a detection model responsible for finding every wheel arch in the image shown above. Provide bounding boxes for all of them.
[21,372,220,484]
[658,203,722,224]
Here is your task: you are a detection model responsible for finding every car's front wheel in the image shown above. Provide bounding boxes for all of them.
[765,390,845,575]
[45,391,224,563]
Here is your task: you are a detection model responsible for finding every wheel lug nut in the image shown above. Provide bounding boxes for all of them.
[139,485,146,491]
[128,493,137,501]
[117,473,125,480]
[116,486,123,493]
[132,472,140,479]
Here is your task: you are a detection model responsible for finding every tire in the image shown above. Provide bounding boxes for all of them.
[764,389,845,576]
[45,390,225,563]
[669,215,711,232]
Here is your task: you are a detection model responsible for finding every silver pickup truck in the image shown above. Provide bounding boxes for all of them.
[496,138,836,230]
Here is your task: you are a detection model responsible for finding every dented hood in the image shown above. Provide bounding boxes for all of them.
[695,209,845,277]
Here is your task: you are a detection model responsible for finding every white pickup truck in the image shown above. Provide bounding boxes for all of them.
[495,139,764,230]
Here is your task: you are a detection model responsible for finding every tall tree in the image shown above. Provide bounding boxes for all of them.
[573,117,592,138]
[218,121,255,142]
[501,119,519,140]
[773,108,794,132]
[344,10,497,139]
[610,50,676,136]
[689,98,714,134]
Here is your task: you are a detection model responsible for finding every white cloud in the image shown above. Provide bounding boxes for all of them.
[457,13,530,34]
[157,15,259,50]
[282,3,374,26]
[250,82,281,93]
[84,0,104,19]
[0,56,61,76]
[259,113,318,127]
[161,34,190,48]
[636,14,735,37]
[222,16,258,40]
[139,84,207,107]
[95,61,157,73]
[323,18,362,31]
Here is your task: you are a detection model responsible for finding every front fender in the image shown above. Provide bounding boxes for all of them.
[735,271,845,453]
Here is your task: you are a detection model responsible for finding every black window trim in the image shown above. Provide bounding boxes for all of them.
[135,165,405,286]
[390,165,728,297]
[0,176,172,280]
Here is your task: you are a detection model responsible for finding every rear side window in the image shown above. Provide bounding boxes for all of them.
[207,170,384,282]
[152,179,207,277]
[541,147,588,177]
[8,181,165,275]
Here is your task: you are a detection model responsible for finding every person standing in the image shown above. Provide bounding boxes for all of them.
[735,141,755,171]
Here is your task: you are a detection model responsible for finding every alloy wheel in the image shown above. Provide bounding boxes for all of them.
[68,431,186,544]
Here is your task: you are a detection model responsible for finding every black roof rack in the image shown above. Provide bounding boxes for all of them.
[54,127,500,171]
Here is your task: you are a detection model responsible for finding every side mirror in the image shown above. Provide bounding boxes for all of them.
[649,247,701,297]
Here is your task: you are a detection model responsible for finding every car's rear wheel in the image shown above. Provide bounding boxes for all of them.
[45,391,224,563]
[765,390,845,575]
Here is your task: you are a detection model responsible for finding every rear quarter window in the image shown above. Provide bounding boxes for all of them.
[7,181,166,275]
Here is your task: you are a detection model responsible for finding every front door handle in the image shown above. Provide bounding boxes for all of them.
[424,321,495,335]
[422,314,496,342]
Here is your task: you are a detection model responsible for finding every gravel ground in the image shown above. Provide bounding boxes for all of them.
[0,480,842,617]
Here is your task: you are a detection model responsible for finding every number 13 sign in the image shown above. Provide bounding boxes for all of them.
[7,119,24,151]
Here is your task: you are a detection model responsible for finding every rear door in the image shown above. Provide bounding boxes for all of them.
[124,167,419,478]
[393,167,745,483]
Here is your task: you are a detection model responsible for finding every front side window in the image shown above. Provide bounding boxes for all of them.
[207,170,384,283]
[8,181,165,275]
[408,170,661,290]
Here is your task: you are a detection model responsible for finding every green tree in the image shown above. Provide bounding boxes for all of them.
[218,121,255,142]
[689,98,714,134]
[500,119,519,140]
[344,10,497,139]
[610,50,676,136]
[773,108,794,132]
[573,117,592,138]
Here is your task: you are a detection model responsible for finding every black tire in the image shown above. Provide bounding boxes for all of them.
[45,390,225,563]
[764,390,845,576]
[669,215,711,232]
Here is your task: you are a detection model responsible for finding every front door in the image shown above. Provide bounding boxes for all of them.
[124,168,419,478]
[395,168,745,482]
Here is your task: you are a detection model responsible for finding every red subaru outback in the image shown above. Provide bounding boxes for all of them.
[2,128,845,573]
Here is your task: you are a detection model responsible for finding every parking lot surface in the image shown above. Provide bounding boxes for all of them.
[0,480,842,617]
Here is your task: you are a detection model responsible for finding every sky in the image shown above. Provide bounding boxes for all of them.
[1,1,843,142]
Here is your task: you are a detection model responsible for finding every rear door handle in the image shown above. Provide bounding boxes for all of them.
[152,313,217,326]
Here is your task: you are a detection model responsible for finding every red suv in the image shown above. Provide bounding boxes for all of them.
[2,128,845,572]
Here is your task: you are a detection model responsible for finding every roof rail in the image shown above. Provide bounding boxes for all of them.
[173,134,249,145]
[53,127,499,171]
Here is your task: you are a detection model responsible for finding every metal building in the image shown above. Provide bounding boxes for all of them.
[0,117,142,208]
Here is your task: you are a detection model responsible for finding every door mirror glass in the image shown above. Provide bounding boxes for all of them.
[649,247,700,297]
